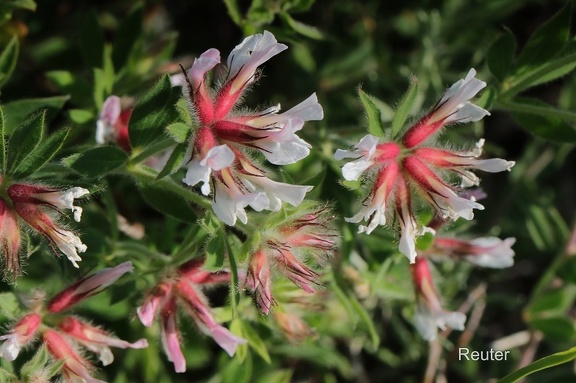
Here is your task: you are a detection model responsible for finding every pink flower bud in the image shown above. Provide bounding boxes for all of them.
[0,199,21,278]
[0,313,42,361]
[160,297,186,373]
[137,281,173,327]
[43,329,106,383]
[9,184,89,222]
[13,202,86,268]
[432,236,516,268]
[48,262,133,313]
[59,316,147,366]
[177,258,230,285]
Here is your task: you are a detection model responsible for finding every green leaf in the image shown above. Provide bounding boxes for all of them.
[487,28,516,82]
[391,77,418,139]
[129,74,180,148]
[222,349,252,383]
[156,143,185,180]
[530,317,575,341]
[243,322,271,364]
[497,346,576,383]
[416,231,435,251]
[0,35,18,88]
[358,88,385,137]
[65,146,128,178]
[112,5,143,70]
[510,98,576,143]
[11,127,70,179]
[229,319,248,362]
[45,70,92,104]
[526,286,576,318]
[0,368,17,382]
[2,96,69,134]
[20,345,50,378]
[2,0,36,11]
[204,232,226,272]
[256,370,293,383]
[79,9,104,68]
[138,182,196,223]
[223,0,243,26]
[6,110,45,176]
[280,12,325,40]
[516,3,571,72]
[283,0,315,13]
[165,122,190,144]
[0,292,20,319]
[68,109,94,124]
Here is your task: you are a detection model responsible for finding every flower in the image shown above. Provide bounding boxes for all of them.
[48,262,134,313]
[6,183,89,270]
[431,236,516,268]
[242,205,337,314]
[137,258,246,372]
[43,329,107,383]
[181,31,320,224]
[0,313,42,361]
[0,199,21,278]
[411,257,466,341]
[58,317,148,366]
[96,95,132,152]
[0,263,144,383]
[335,69,514,262]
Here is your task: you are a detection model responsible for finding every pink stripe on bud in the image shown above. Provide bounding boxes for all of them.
[0,199,21,278]
[48,262,133,313]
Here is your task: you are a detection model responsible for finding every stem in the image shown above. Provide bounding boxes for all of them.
[223,226,240,319]
[127,164,211,209]
[495,100,576,123]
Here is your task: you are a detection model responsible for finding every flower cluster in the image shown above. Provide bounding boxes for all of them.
[0,262,147,382]
[335,69,517,339]
[335,69,515,263]
[242,205,337,314]
[137,258,246,373]
[1,182,89,278]
[179,31,322,225]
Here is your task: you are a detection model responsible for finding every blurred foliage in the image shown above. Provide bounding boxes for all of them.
[0,0,575,382]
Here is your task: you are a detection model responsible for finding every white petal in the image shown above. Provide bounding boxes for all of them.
[472,158,515,172]
[99,96,121,125]
[189,48,221,88]
[0,336,19,361]
[227,31,287,82]
[435,311,467,331]
[246,177,313,208]
[341,158,373,181]
[334,148,359,161]
[182,159,211,194]
[445,102,490,124]
[202,145,235,171]
[356,134,380,154]
[446,193,484,220]
[258,119,311,165]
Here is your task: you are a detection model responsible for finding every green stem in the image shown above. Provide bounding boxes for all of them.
[127,164,211,209]
[223,226,240,319]
[495,100,576,123]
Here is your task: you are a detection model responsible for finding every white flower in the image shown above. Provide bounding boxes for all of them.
[414,302,467,341]
[334,134,380,181]
[212,182,269,226]
[464,237,516,268]
[431,68,490,125]
[227,31,287,94]
[37,187,90,222]
[251,118,312,165]
[182,145,235,195]
[242,175,313,211]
